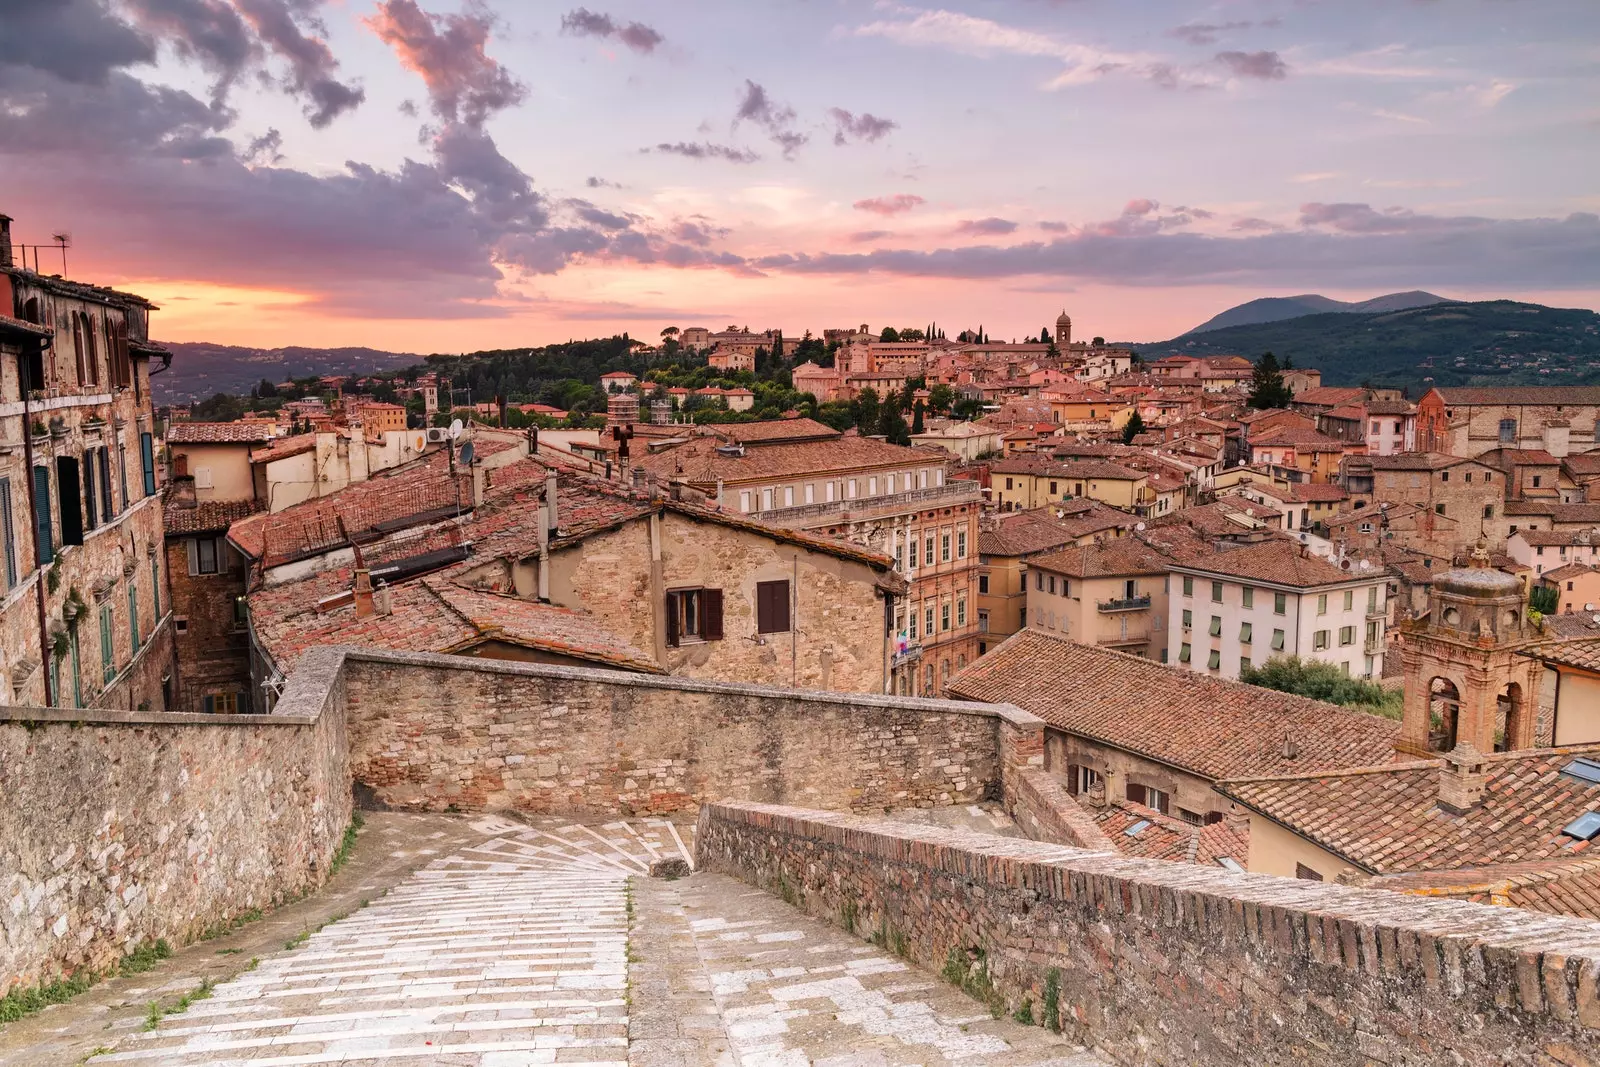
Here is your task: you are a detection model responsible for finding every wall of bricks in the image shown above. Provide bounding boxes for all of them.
[0,648,350,996]
[341,649,1026,815]
[697,801,1600,1067]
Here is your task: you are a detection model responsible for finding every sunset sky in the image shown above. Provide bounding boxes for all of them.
[2,0,1597,353]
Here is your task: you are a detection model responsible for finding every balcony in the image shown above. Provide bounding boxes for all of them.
[757,480,980,528]
[1096,594,1153,613]
[1365,638,1385,656]
[891,642,923,669]
[1097,633,1151,649]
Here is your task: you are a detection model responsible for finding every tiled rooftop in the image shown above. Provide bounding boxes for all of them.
[167,421,277,444]
[163,497,262,536]
[947,629,1399,781]
[1170,537,1368,588]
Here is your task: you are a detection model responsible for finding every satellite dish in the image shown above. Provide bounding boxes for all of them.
[1586,603,1595,612]
[458,441,475,467]
[1135,522,1145,531]
[448,418,464,440]
[413,434,425,450]
[1359,560,1371,571]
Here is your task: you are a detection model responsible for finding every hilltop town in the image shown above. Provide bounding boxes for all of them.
[9,223,1600,1063]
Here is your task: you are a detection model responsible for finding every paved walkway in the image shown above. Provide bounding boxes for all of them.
[34,812,1104,1067]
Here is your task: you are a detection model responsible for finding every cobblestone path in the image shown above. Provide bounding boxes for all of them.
[87,815,1105,1066]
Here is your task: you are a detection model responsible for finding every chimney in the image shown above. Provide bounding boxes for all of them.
[1437,742,1488,815]
[372,579,393,617]
[168,475,196,509]
[631,466,648,491]
[1083,774,1108,809]
[0,214,11,269]
[353,569,374,617]
[544,470,559,534]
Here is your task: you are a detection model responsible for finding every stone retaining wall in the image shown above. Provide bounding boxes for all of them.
[341,650,1038,815]
[696,801,1600,1067]
[0,648,350,997]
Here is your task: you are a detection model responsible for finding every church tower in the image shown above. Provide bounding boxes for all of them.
[1396,541,1543,757]
[1055,310,1072,346]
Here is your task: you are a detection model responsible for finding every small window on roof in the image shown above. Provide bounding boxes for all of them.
[1562,812,1600,841]
[1124,820,1151,837]
[1560,758,1600,786]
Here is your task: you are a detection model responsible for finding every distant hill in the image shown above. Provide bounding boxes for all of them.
[1186,290,1447,334]
[154,342,421,404]
[1135,299,1600,390]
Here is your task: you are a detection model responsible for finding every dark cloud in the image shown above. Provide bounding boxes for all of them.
[365,0,526,127]
[671,219,727,246]
[0,61,233,157]
[586,175,620,188]
[734,80,806,158]
[122,0,254,101]
[233,0,365,127]
[1232,216,1285,233]
[1039,221,1070,233]
[827,108,897,146]
[954,217,1018,236]
[1168,21,1253,46]
[571,202,633,230]
[644,141,760,163]
[559,8,664,54]
[849,230,891,243]
[244,127,284,164]
[3,0,155,85]
[746,211,1600,290]
[1217,50,1288,80]
[1298,202,1481,234]
[853,194,924,216]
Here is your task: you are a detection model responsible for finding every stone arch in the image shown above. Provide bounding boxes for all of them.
[1428,676,1461,753]
[1495,681,1524,753]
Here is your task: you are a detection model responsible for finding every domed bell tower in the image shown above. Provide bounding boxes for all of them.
[1055,310,1072,347]
[1397,541,1542,757]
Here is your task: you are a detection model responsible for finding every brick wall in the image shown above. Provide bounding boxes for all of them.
[165,536,252,712]
[0,648,349,996]
[697,802,1600,1067]
[341,649,1030,815]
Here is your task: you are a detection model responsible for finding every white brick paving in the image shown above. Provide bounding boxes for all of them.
[88,814,1106,1066]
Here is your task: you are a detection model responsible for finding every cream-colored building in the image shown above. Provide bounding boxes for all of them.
[167,422,277,502]
[989,456,1153,514]
[1024,538,1175,659]
[910,421,1002,461]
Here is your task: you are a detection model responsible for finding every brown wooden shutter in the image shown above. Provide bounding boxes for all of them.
[1066,765,1079,796]
[665,591,680,648]
[776,580,790,633]
[1126,782,1145,805]
[703,589,724,640]
[756,580,790,634]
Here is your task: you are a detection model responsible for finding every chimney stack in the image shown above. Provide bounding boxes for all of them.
[353,569,375,617]
[1437,742,1488,815]
[372,579,393,617]
[544,469,559,535]
[631,466,648,491]
[0,214,12,269]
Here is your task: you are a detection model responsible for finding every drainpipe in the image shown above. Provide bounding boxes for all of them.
[20,336,53,706]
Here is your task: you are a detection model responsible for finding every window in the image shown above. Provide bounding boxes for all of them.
[956,530,967,558]
[756,580,790,634]
[97,449,113,520]
[128,582,140,655]
[977,572,989,595]
[1182,609,1192,630]
[760,488,773,511]
[1241,656,1252,675]
[1242,587,1253,609]
[83,450,100,531]
[1484,504,1494,520]
[1367,586,1378,613]
[1274,592,1286,615]
[739,490,751,513]
[1272,629,1286,651]
[956,597,967,627]
[1313,630,1330,650]
[116,438,129,513]
[1499,418,1517,444]
[1240,622,1253,643]
[1316,594,1328,615]
[1049,480,1058,495]
[1342,590,1353,611]
[941,532,951,562]
[1435,503,1445,515]
[1125,783,1171,815]
[1048,575,1056,595]
[32,466,53,565]
[941,601,951,631]
[1035,572,1043,591]
[925,605,935,636]
[977,610,988,633]
[99,603,115,683]
[1440,471,1450,483]
[56,456,83,546]
[203,692,239,715]
[0,479,15,590]
[925,536,935,567]
[1295,863,1324,882]
[1208,616,1221,637]
[188,537,221,575]
[907,609,918,640]
[1179,642,1191,663]
[1534,475,1543,488]
[1211,581,1223,603]
[665,588,722,646]
[139,433,156,498]
[1339,625,1355,646]
[1182,576,1193,597]
[1359,522,1373,534]
[151,556,160,618]
[1207,649,1221,671]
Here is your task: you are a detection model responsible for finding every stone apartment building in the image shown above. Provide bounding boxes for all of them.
[0,214,174,710]
[1022,537,1176,659]
[1415,386,1600,458]
[1342,452,1506,554]
[640,426,980,695]
[1166,538,1389,680]
[988,455,1154,513]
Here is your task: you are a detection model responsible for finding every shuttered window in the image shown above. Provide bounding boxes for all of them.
[100,604,114,683]
[128,582,140,654]
[32,466,52,564]
[0,478,16,589]
[756,580,790,634]
[140,432,157,496]
[665,588,723,646]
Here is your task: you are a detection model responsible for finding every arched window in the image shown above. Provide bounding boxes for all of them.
[1495,682,1523,753]
[1428,677,1461,752]
[71,313,86,385]
[82,312,98,387]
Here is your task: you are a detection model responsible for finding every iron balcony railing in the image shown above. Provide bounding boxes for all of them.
[1096,594,1153,613]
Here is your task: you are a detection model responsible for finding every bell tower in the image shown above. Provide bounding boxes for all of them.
[1055,310,1072,347]
[1396,541,1542,757]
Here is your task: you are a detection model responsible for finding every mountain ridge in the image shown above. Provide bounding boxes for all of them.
[153,341,420,403]
[1185,290,1448,334]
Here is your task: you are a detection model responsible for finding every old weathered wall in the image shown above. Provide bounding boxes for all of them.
[0,648,350,996]
[341,650,1025,815]
[698,802,1600,1067]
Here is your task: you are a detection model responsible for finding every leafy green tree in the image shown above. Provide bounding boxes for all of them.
[880,327,900,342]
[1092,336,1105,346]
[1240,656,1402,720]
[854,388,881,434]
[1530,584,1559,615]
[1247,351,1294,410]
[952,395,983,420]
[928,383,955,414]
[878,401,910,445]
[911,401,925,435]
[1121,410,1146,444]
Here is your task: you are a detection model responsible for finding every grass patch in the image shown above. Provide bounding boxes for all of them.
[328,813,364,878]
[1,938,175,1024]
[141,977,213,1032]
[117,939,172,978]
[1012,999,1034,1026]
[196,907,263,943]
[1043,967,1062,1033]
[942,947,1005,1019]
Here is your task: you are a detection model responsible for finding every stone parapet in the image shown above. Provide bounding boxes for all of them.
[696,800,1600,1067]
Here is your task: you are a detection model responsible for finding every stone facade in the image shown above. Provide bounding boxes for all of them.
[698,801,1600,1067]
[341,652,1014,815]
[0,651,349,997]
[166,533,253,713]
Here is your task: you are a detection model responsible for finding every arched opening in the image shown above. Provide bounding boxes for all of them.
[1441,606,1461,628]
[1495,682,1524,753]
[1428,676,1461,752]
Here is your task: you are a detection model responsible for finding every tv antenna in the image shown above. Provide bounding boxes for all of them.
[50,232,70,273]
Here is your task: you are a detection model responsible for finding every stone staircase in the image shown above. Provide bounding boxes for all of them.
[88,813,1103,1066]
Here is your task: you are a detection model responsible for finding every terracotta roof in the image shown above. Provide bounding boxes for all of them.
[1367,452,1479,471]
[1170,538,1367,588]
[1479,447,1561,467]
[1292,387,1366,407]
[1434,387,1600,406]
[713,418,841,444]
[1248,428,1345,451]
[1092,802,1250,868]
[3,264,157,309]
[167,421,277,444]
[427,582,662,673]
[1365,399,1415,415]
[1513,529,1600,547]
[249,433,317,464]
[163,497,262,536]
[1283,482,1350,503]
[636,434,929,485]
[1536,639,1600,674]
[1538,563,1598,583]
[1030,537,1173,579]
[990,456,1145,480]
[1563,455,1600,478]
[0,314,53,340]
[947,630,1399,781]
[977,503,1136,557]
[1218,743,1600,876]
